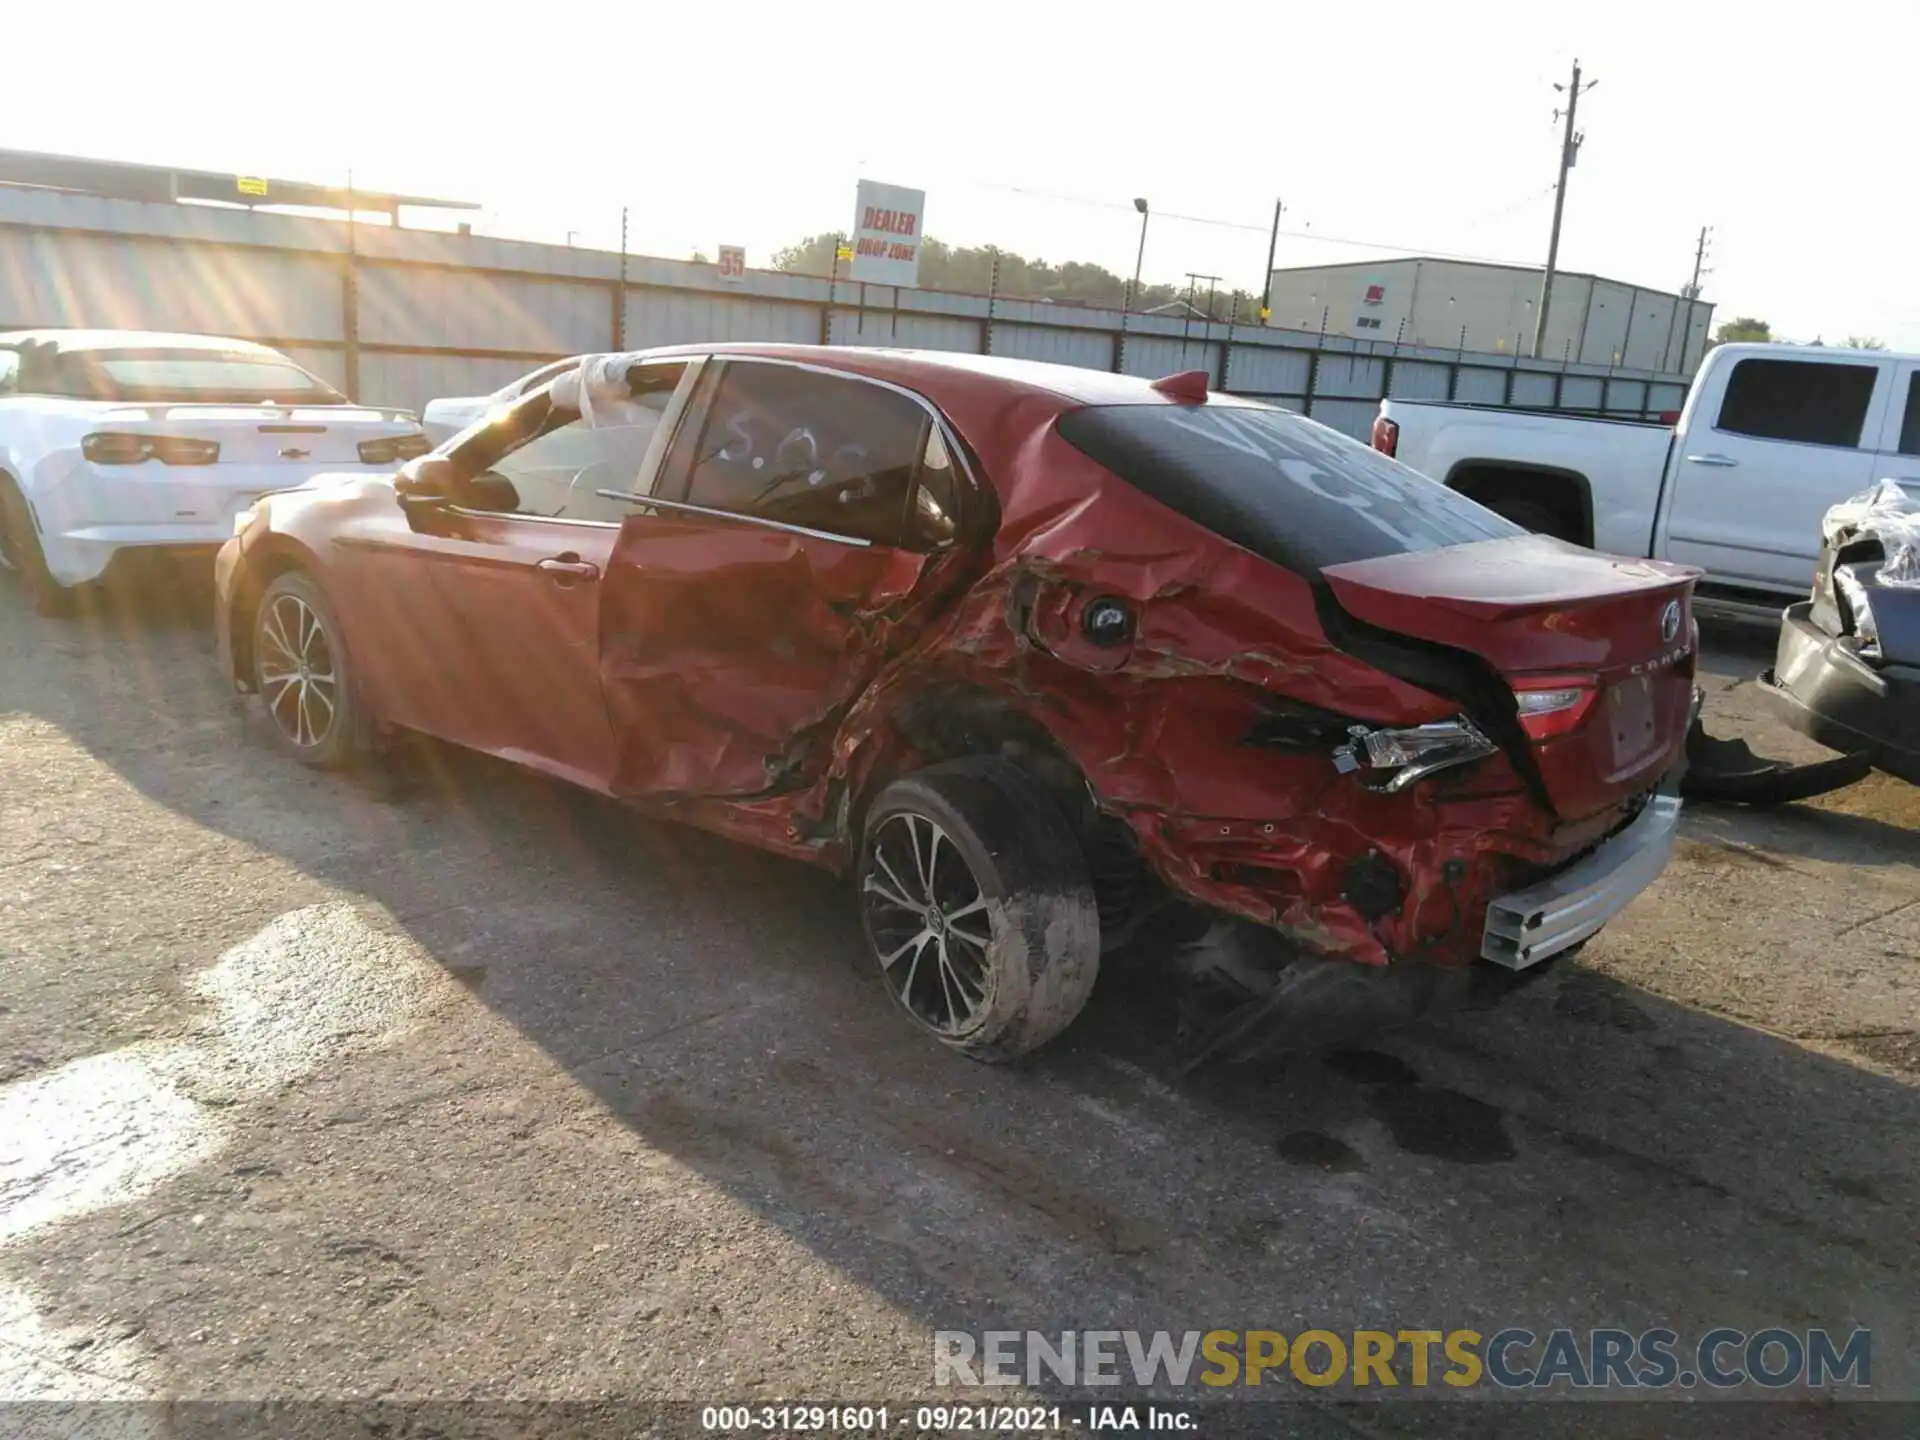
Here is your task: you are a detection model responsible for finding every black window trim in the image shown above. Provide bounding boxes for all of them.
[650,355,979,552]
[1710,354,1885,452]
[1898,369,1920,459]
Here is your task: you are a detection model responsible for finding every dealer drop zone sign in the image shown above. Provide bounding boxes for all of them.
[850,179,926,287]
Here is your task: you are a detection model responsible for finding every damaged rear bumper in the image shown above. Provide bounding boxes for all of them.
[1481,793,1682,970]
[1761,603,1920,786]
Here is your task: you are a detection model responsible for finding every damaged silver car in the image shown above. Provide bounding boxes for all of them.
[1762,478,1920,784]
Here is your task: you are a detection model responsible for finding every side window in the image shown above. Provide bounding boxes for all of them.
[1715,358,1877,449]
[0,350,16,394]
[909,425,960,548]
[464,365,684,522]
[679,363,932,547]
[1899,376,1920,458]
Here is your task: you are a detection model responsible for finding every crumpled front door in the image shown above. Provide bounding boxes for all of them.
[598,509,930,799]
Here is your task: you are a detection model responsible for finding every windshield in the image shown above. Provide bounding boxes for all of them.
[46,348,347,404]
[1055,401,1520,576]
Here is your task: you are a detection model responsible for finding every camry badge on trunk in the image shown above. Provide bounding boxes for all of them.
[1660,599,1681,643]
[279,447,310,460]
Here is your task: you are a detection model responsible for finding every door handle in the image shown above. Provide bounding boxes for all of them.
[537,555,600,583]
[1684,453,1740,468]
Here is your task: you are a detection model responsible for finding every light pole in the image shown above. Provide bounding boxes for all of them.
[1127,197,1150,312]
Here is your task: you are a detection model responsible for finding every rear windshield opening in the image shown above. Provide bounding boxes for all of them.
[43,349,347,405]
[1055,402,1520,575]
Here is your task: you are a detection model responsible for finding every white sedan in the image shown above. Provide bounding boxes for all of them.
[420,355,602,444]
[0,329,430,614]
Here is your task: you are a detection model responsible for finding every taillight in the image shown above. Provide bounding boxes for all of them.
[1370,415,1400,458]
[82,433,219,465]
[1657,410,1681,425]
[358,432,434,465]
[1333,717,1497,792]
[1513,674,1600,740]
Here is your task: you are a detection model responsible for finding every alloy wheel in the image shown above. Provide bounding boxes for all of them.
[861,812,995,1035]
[257,592,339,750]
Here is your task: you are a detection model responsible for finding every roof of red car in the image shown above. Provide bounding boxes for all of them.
[629,342,1214,410]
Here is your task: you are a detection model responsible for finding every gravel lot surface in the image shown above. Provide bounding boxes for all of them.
[1,573,1914,1435]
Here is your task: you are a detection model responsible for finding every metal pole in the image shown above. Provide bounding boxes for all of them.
[1534,59,1594,357]
[985,247,999,355]
[343,169,359,402]
[821,233,842,346]
[613,206,628,350]
[1119,198,1148,375]
[1127,199,1150,312]
[1258,199,1283,322]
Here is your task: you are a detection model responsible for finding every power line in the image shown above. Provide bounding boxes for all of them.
[975,179,1546,269]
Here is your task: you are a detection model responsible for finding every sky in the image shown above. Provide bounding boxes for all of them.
[5,0,1915,349]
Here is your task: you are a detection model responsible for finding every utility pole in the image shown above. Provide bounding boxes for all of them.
[1258,198,1284,323]
[1670,224,1713,371]
[1687,224,1712,297]
[1533,60,1597,357]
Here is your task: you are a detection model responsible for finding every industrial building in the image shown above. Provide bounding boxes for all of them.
[1265,257,1714,375]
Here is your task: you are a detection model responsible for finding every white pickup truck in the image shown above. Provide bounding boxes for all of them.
[1374,342,1920,619]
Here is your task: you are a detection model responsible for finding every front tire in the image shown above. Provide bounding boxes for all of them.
[858,758,1101,1062]
[252,571,364,769]
[0,480,76,617]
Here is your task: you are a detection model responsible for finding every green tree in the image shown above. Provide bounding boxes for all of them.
[1713,316,1772,344]
[770,232,1251,318]
[769,233,842,274]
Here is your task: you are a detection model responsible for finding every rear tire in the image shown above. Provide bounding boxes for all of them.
[857,758,1101,1062]
[251,571,365,769]
[0,480,76,617]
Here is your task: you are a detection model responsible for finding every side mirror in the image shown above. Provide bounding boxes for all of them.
[395,455,456,507]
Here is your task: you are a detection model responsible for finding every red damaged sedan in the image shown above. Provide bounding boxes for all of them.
[215,345,1698,1061]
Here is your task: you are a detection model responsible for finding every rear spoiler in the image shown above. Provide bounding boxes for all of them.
[124,403,419,425]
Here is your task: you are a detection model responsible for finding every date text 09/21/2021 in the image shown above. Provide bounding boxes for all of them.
[699,1405,1188,1432]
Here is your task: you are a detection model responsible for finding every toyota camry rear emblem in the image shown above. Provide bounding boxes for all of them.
[1660,599,1682,643]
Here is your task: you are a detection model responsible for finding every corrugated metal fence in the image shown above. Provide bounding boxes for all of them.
[0,187,1694,440]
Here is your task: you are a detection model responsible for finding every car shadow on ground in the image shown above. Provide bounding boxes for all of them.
[1685,798,1920,869]
[3,572,1917,1422]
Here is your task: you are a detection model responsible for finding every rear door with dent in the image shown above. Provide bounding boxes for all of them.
[597,357,972,799]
